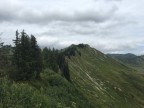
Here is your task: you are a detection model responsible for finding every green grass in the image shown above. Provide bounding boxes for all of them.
[0,69,95,108]
[67,46,144,108]
[1,45,144,108]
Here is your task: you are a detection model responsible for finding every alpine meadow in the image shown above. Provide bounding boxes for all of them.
[0,0,144,108]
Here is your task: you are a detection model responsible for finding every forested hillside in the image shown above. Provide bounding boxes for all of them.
[0,31,144,108]
[0,31,95,108]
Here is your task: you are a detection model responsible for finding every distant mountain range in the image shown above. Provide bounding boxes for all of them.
[107,53,144,71]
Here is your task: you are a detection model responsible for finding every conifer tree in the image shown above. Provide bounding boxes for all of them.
[12,30,21,68]
[31,35,42,79]
[0,37,5,76]
[0,36,12,77]
[42,47,50,68]
[63,61,70,81]
[42,47,58,72]
[11,30,42,80]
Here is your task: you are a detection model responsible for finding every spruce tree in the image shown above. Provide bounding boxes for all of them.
[63,61,70,81]
[42,47,49,68]
[0,37,11,77]
[0,37,4,76]
[12,30,21,68]
[31,35,42,79]
[11,30,42,80]
[42,47,59,72]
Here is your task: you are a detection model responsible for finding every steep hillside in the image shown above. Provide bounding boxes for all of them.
[1,44,144,108]
[107,53,144,71]
[0,69,95,108]
[66,45,144,108]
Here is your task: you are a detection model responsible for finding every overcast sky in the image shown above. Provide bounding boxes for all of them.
[0,0,144,55]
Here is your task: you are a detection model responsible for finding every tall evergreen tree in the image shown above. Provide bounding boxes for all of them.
[0,37,4,74]
[11,30,42,80]
[30,35,42,79]
[0,37,11,77]
[42,47,49,68]
[63,61,70,81]
[12,30,21,68]
[42,47,59,72]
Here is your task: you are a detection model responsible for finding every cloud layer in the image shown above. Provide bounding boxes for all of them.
[0,3,117,24]
[0,0,144,55]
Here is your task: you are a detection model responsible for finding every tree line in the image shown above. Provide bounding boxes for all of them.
[0,37,11,77]
[42,47,70,81]
[10,30,42,80]
[0,30,71,81]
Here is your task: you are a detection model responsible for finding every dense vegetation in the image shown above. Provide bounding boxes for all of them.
[42,47,70,81]
[0,31,95,108]
[0,31,144,108]
[0,30,71,81]
[10,30,42,80]
[68,46,144,108]
[0,69,95,108]
[0,38,11,77]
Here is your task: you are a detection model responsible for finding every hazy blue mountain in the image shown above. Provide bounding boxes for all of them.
[107,53,144,70]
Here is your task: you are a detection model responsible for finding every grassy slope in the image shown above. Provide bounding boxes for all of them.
[68,46,144,108]
[0,69,95,108]
[1,45,144,108]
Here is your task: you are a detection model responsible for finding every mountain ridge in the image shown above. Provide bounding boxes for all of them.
[65,45,144,108]
[107,53,144,71]
[1,43,144,108]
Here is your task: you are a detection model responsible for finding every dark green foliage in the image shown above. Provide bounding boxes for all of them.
[0,38,11,77]
[33,70,95,108]
[11,30,42,80]
[63,44,86,58]
[1,40,144,108]
[30,35,43,79]
[42,47,49,68]
[0,78,52,108]
[0,38,4,72]
[56,44,88,80]
[50,48,59,72]
[42,47,70,81]
[0,70,95,108]
[78,43,88,48]
[58,55,71,81]
[64,45,77,57]
[0,38,5,68]
[63,62,70,81]
[42,44,86,81]
[42,47,59,72]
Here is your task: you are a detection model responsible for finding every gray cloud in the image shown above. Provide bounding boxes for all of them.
[105,0,122,2]
[0,4,117,25]
[0,0,144,55]
[93,0,122,2]
[37,35,144,55]
[0,32,3,36]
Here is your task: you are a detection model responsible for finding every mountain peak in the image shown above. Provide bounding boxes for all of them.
[69,43,90,49]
